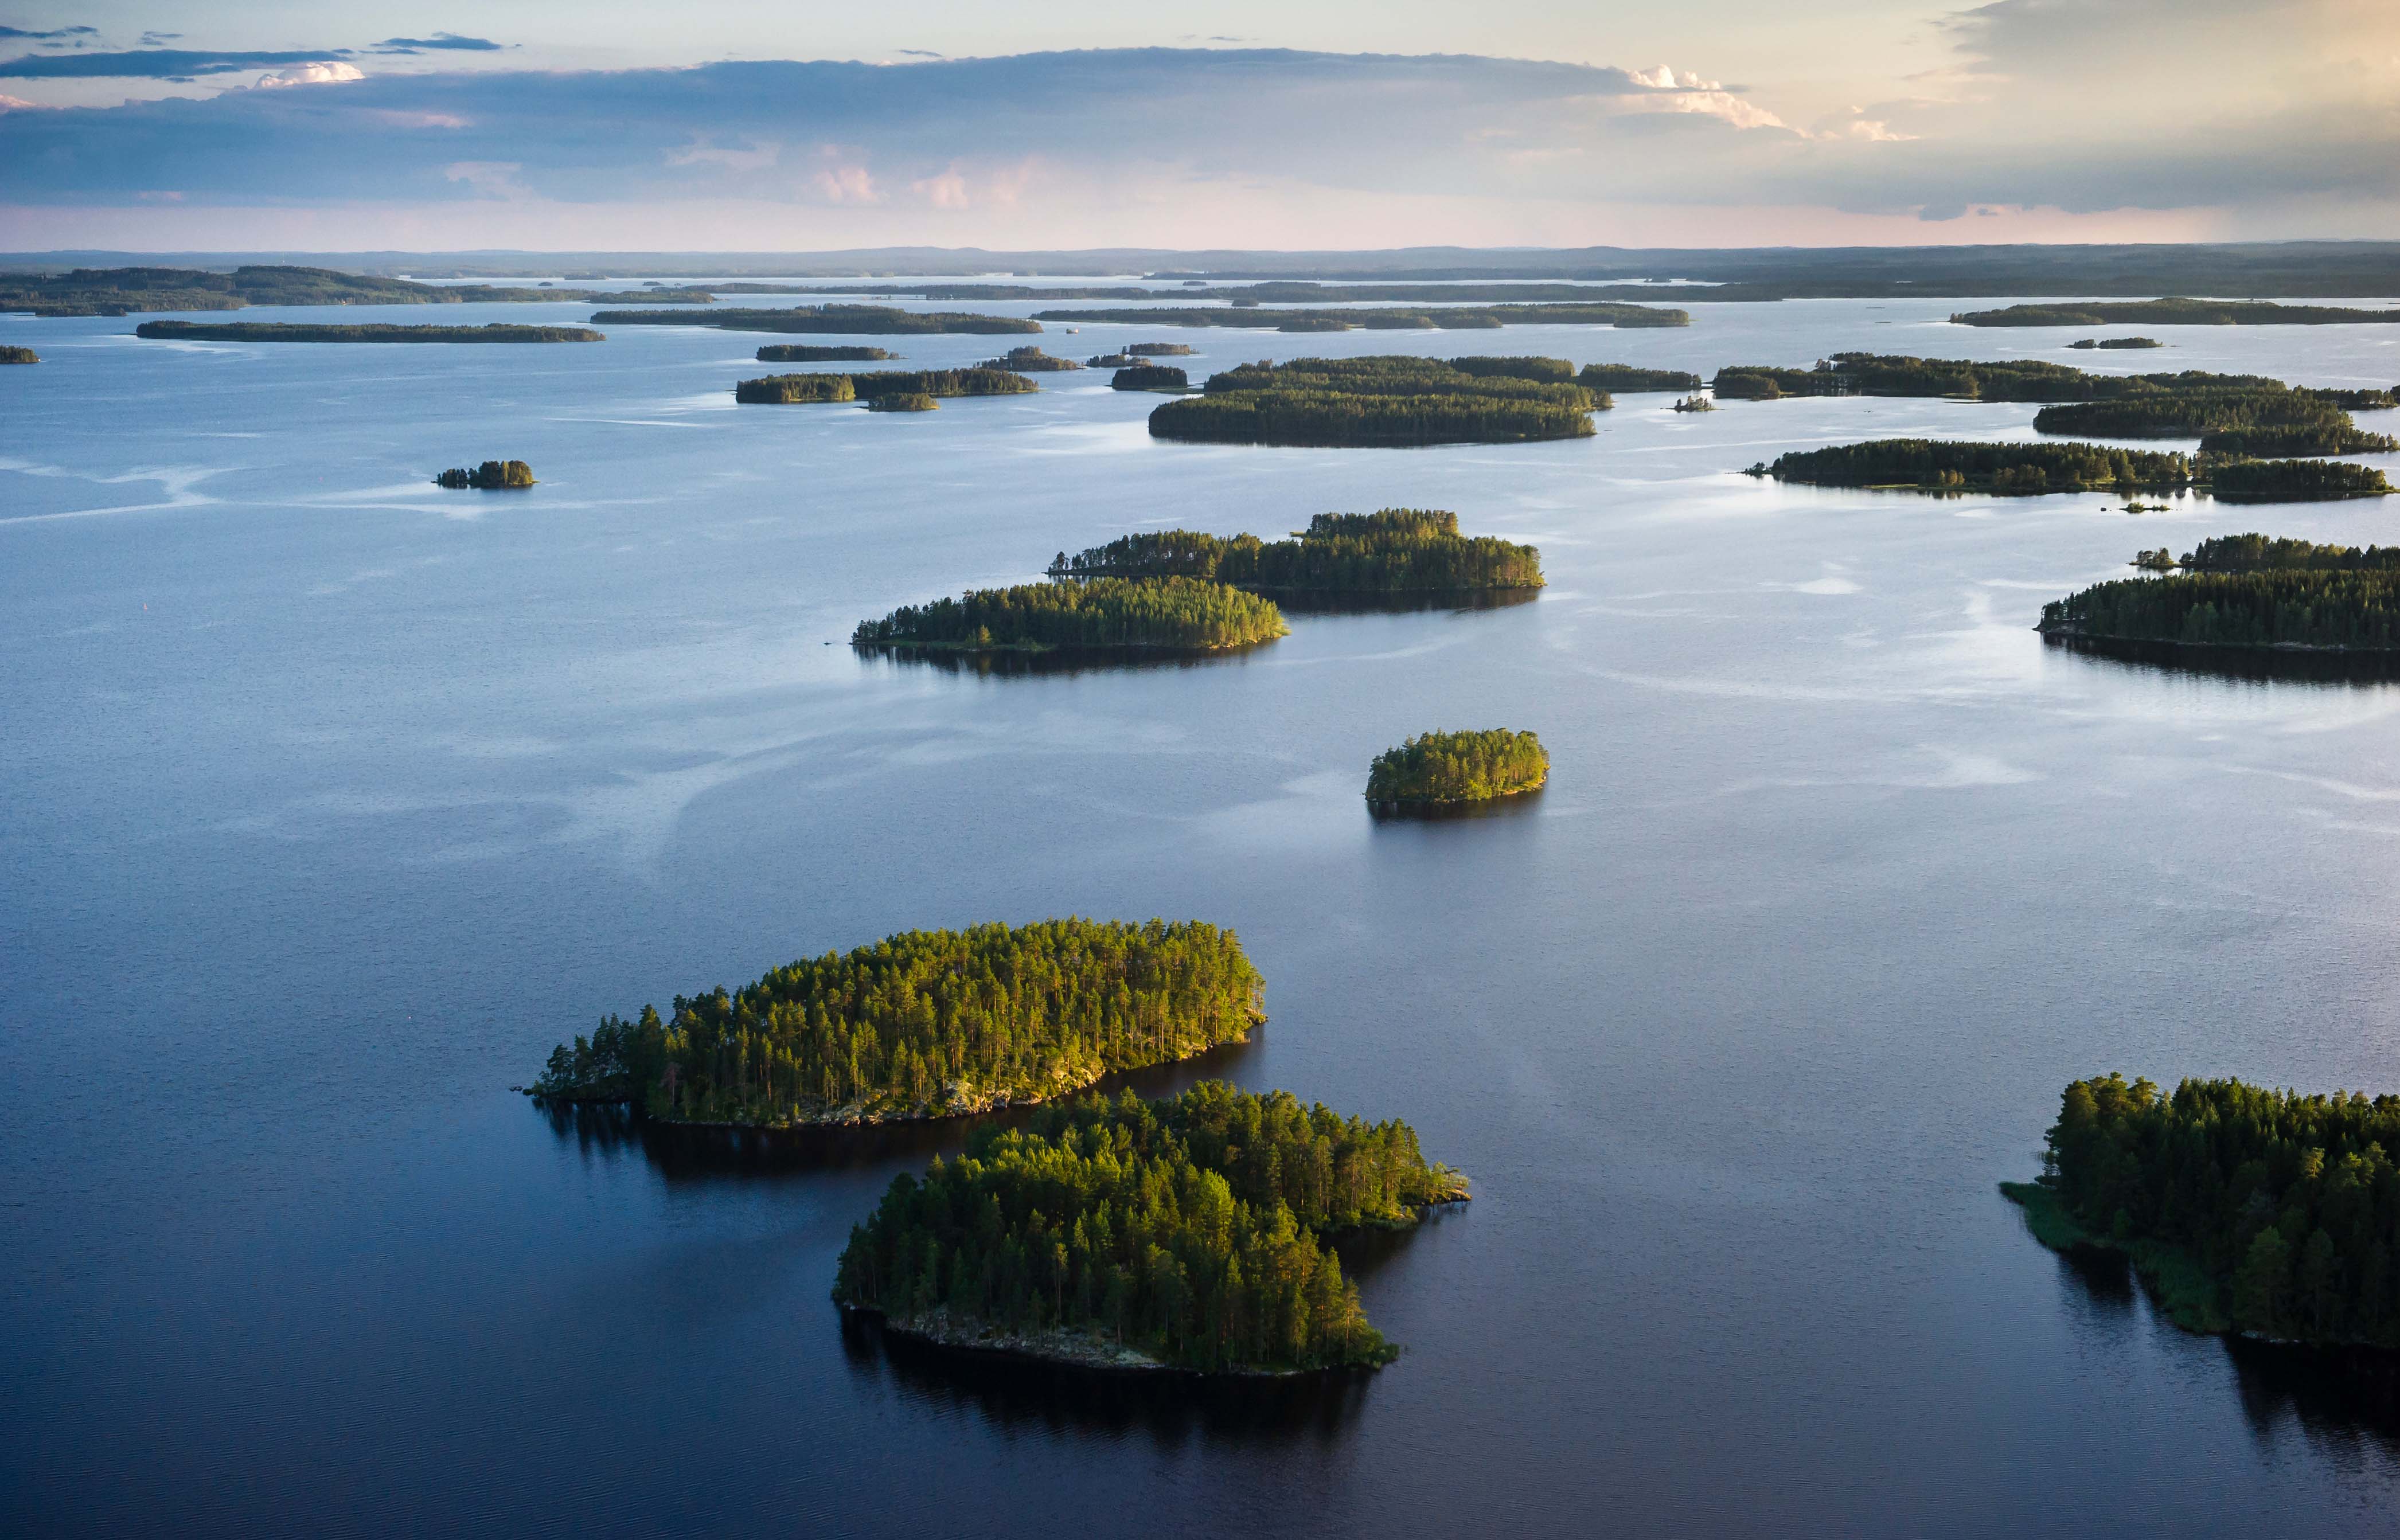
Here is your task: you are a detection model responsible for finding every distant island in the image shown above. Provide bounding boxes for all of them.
[734,367,1037,405]
[435,460,534,490]
[1576,363,1705,392]
[2171,534,2400,573]
[1033,302,1689,330]
[2031,392,2395,458]
[756,344,897,362]
[0,263,712,317]
[853,576,1287,653]
[1149,355,1603,447]
[2070,337,2163,349]
[867,392,938,412]
[134,320,603,344]
[1127,342,1195,355]
[1086,352,1138,368]
[1710,351,2291,403]
[979,345,1082,372]
[1051,509,1543,595]
[1760,439,2191,494]
[1110,363,1188,391]
[2210,459,2394,499]
[1366,729,1548,808]
[2005,1074,2400,1347]
[833,1082,1468,1373]
[1672,394,1715,413]
[531,918,1266,1125]
[591,304,1039,335]
[1956,299,2400,327]
[0,346,35,364]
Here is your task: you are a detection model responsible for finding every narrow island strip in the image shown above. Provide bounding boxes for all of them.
[434,460,534,490]
[733,366,1036,404]
[1049,509,1543,596]
[1956,299,2400,327]
[1754,440,2391,501]
[2006,1073,2400,1349]
[132,320,604,343]
[530,918,1267,1126]
[834,1082,1469,1374]
[592,303,1040,335]
[853,576,1287,654]
[1149,355,1605,447]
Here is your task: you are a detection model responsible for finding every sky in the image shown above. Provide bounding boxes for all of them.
[1,1,2396,252]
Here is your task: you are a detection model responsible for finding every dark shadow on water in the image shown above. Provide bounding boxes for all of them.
[536,1029,1265,1183]
[2051,1240,2140,1319]
[856,641,1274,679]
[2042,631,2400,686]
[837,1310,1375,1446]
[1267,587,1542,617]
[1368,787,1545,823]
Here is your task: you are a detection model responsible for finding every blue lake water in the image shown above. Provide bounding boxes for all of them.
[6,290,2400,1537]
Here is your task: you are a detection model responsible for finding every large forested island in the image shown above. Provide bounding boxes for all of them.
[1762,439,2192,494]
[853,577,1287,653]
[2071,337,2163,350]
[2041,567,2400,650]
[2031,390,2396,458]
[0,346,35,363]
[756,344,897,362]
[2006,1074,2400,1346]
[591,304,1039,335]
[1032,302,1689,330]
[734,367,1037,404]
[1149,355,1602,447]
[0,263,712,316]
[530,918,1266,1125]
[833,1082,1468,1373]
[1956,299,2400,327]
[1711,351,2290,403]
[134,320,603,344]
[1050,509,1542,594]
[1111,363,1189,391]
[1366,729,1548,807]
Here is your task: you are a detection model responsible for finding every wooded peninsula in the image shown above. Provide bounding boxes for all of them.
[1366,729,1549,807]
[591,304,1041,335]
[1148,355,1603,447]
[833,1082,1468,1373]
[734,367,1037,404]
[2007,1074,2400,1347]
[134,320,603,343]
[2031,391,2396,457]
[530,918,1267,1125]
[1049,509,1543,594]
[1956,299,2400,327]
[853,577,1289,652]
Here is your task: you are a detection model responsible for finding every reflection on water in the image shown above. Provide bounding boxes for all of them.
[2042,631,2400,685]
[856,641,1276,678]
[1368,787,1544,823]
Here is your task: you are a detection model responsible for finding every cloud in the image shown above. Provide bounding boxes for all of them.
[0,48,356,79]
[254,62,365,89]
[0,91,48,111]
[373,34,502,52]
[140,32,182,45]
[911,165,969,208]
[896,50,942,59]
[0,24,96,39]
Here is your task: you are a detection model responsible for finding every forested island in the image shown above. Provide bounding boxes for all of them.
[1711,352,2285,403]
[1149,355,1602,447]
[0,264,711,316]
[1128,342,1195,355]
[979,345,1082,372]
[2040,568,2400,650]
[1111,363,1188,391]
[833,1082,1469,1373]
[2031,392,2395,458]
[1956,299,2400,327]
[868,393,939,412]
[2173,534,2400,573]
[734,367,1037,404]
[530,918,1267,1125]
[1577,363,1704,392]
[1033,302,1689,330]
[853,577,1288,653]
[134,320,603,344]
[2005,1074,2400,1347]
[591,304,1040,335]
[1049,509,1543,595]
[1365,729,1548,808]
[756,344,897,362]
[2211,460,2394,499]
[0,346,35,363]
[435,460,534,490]
[1762,439,2191,493]
[2071,337,2163,349]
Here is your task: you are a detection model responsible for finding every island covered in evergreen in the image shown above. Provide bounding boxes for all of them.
[1710,352,2289,403]
[134,320,603,344]
[756,344,897,362]
[734,367,1037,404]
[530,918,1267,1125]
[434,460,534,490]
[2070,337,2163,349]
[2005,1074,2400,1346]
[1033,302,1689,330]
[833,1082,1468,1373]
[1111,363,1188,391]
[1759,439,2390,499]
[867,392,938,412]
[1956,299,2400,327]
[2031,390,2396,458]
[591,304,1040,335]
[1149,355,1603,447]
[1127,342,1195,355]
[0,346,35,363]
[0,263,712,316]
[979,345,1082,372]
[2040,564,2400,651]
[2171,534,2400,573]
[1049,509,1542,595]
[1365,729,1548,808]
[1576,363,1704,392]
[853,577,1287,653]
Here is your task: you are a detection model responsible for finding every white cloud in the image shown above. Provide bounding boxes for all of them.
[0,93,49,112]
[253,61,364,89]
[813,164,877,202]
[911,165,969,208]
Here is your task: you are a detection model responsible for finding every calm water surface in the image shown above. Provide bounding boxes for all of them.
[7,291,2400,1537]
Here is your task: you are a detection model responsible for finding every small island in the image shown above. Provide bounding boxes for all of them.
[2070,337,2163,349]
[134,320,603,343]
[1127,342,1195,356]
[591,304,1040,335]
[1711,351,2290,403]
[0,346,36,364]
[1110,363,1188,391]
[530,918,1266,1125]
[978,345,1082,372]
[1086,352,1138,368]
[1671,395,1715,413]
[734,367,1037,405]
[867,392,938,412]
[1365,729,1548,810]
[434,460,534,490]
[2005,1073,2400,1348]
[1050,509,1543,595]
[853,576,1287,654]
[756,344,897,362]
[2172,533,2400,573]
[832,1082,1468,1373]
[1149,355,1603,447]
[1577,363,1705,392]
[1761,439,2192,494]
[1956,299,2400,327]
